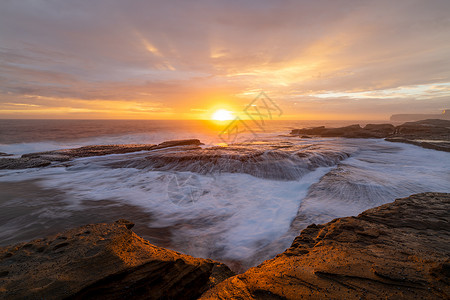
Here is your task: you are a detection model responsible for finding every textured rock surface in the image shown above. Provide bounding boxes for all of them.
[0,219,234,300]
[291,119,450,152]
[0,157,51,169]
[107,141,352,180]
[385,137,450,152]
[291,124,395,138]
[0,139,204,170]
[21,144,158,159]
[201,193,450,299]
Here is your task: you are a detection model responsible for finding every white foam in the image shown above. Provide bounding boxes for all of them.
[0,163,330,261]
[1,137,449,268]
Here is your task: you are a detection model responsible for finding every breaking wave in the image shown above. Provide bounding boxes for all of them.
[1,137,449,272]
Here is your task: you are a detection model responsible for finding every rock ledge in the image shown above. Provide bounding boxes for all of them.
[202,192,450,299]
[0,219,234,300]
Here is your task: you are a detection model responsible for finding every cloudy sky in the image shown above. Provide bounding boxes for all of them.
[1,0,449,119]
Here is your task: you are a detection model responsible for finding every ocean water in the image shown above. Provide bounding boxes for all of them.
[1,119,449,272]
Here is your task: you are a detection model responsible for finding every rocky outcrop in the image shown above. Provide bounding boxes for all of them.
[21,144,159,161]
[1,193,449,299]
[151,139,203,149]
[201,193,450,299]
[291,124,395,138]
[0,219,234,300]
[385,137,450,152]
[0,139,203,170]
[291,119,450,152]
[107,142,352,180]
[393,119,450,138]
[0,157,51,169]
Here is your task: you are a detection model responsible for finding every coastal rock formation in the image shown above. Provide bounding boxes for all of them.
[291,124,395,138]
[201,193,450,299]
[21,144,159,160]
[385,137,450,152]
[0,157,51,169]
[291,119,450,152]
[0,219,234,300]
[1,193,448,299]
[0,139,203,170]
[393,119,450,139]
[108,142,353,180]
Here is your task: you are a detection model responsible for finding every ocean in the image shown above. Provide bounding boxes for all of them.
[1,119,449,272]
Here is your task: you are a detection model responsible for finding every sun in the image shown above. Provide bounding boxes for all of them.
[211,109,234,121]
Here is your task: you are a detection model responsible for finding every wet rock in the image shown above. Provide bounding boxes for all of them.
[0,140,205,170]
[0,219,234,300]
[393,119,450,138]
[290,119,450,151]
[0,152,13,157]
[201,193,450,299]
[22,144,158,160]
[363,123,395,136]
[152,139,203,149]
[291,124,383,138]
[107,142,352,180]
[0,157,51,169]
[385,138,450,152]
[291,126,326,135]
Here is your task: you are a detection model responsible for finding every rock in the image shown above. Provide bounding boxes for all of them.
[0,152,13,157]
[0,157,51,169]
[290,119,450,151]
[321,124,363,137]
[394,119,450,138]
[201,193,450,299]
[291,124,384,138]
[363,123,395,135]
[106,142,351,180]
[385,138,450,152]
[153,139,203,149]
[21,144,158,160]
[291,126,326,135]
[0,220,234,300]
[1,140,206,170]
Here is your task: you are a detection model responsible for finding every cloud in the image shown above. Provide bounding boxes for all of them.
[0,0,449,119]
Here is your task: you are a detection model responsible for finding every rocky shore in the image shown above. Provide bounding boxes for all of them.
[0,139,203,170]
[1,193,449,299]
[291,119,450,152]
[0,219,234,300]
[202,192,450,299]
[1,119,449,171]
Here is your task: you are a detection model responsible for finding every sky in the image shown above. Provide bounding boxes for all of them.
[0,0,449,120]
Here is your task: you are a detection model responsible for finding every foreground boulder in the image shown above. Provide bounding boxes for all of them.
[0,219,234,300]
[201,193,450,299]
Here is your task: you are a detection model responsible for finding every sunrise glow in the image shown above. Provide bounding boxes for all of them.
[211,109,234,121]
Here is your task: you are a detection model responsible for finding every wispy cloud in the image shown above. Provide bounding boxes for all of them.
[1,0,449,119]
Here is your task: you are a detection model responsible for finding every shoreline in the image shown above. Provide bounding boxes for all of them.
[0,121,449,298]
[1,193,448,299]
[290,118,450,152]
